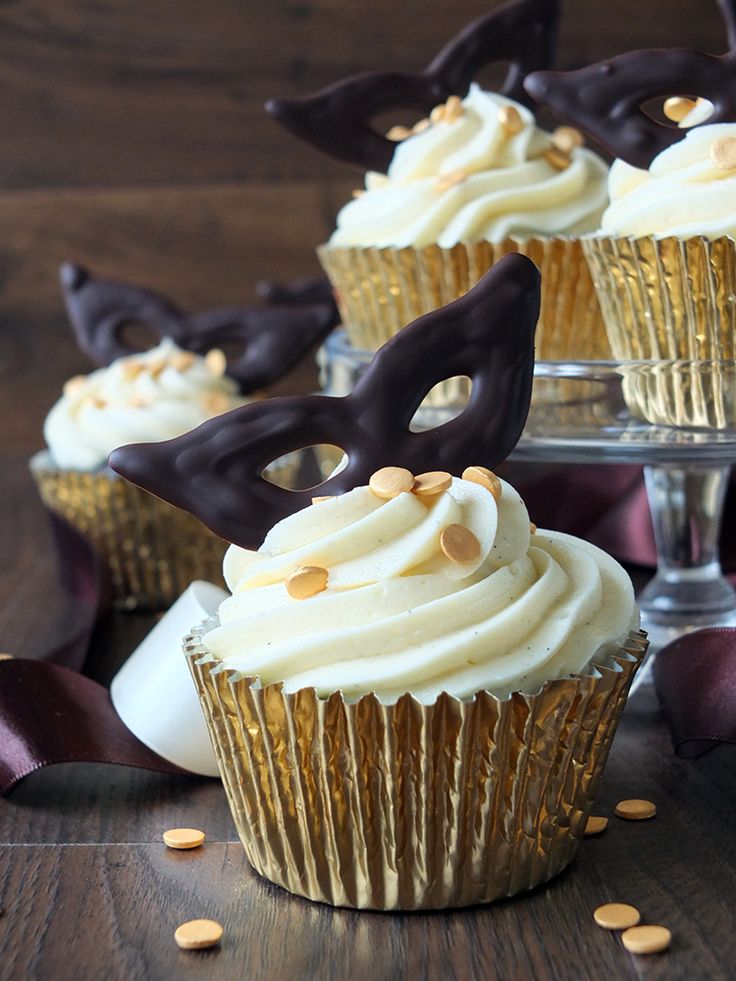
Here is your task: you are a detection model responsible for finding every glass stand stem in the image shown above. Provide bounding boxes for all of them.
[640,463,736,638]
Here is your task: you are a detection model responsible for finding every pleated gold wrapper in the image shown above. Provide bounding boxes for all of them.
[30,450,302,611]
[583,235,736,429]
[317,238,610,366]
[186,623,647,911]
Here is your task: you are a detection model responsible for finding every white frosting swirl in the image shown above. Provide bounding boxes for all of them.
[600,122,736,238]
[205,477,638,702]
[328,85,608,248]
[45,339,244,470]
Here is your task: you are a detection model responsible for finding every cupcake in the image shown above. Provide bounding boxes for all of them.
[110,258,646,910]
[183,469,643,910]
[33,265,337,609]
[267,1,611,362]
[525,10,736,429]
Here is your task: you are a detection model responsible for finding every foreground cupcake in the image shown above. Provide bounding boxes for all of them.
[267,0,610,362]
[33,264,337,609]
[526,4,736,428]
[112,257,646,909]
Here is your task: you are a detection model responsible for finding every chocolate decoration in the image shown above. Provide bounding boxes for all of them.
[110,253,540,549]
[524,0,736,169]
[266,0,559,173]
[60,264,339,394]
[256,276,337,311]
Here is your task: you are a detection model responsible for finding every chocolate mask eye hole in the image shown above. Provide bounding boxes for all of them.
[110,254,541,549]
[266,0,560,173]
[60,263,339,394]
[524,0,736,169]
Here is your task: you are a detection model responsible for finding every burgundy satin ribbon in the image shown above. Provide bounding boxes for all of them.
[653,628,736,757]
[0,511,186,795]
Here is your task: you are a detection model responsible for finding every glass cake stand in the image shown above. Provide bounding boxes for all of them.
[320,331,736,663]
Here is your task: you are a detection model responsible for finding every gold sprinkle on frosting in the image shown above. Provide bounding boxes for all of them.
[440,524,481,565]
[498,104,523,135]
[205,348,227,377]
[710,136,736,171]
[286,565,328,599]
[462,466,502,501]
[663,95,696,123]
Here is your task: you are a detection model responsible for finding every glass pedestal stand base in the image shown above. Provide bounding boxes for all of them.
[320,335,736,683]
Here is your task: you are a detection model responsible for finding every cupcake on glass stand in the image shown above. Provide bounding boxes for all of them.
[524,0,736,646]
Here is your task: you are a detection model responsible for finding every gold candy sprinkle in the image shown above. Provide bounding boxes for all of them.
[369,467,415,499]
[172,351,196,372]
[552,125,584,154]
[499,104,523,135]
[663,96,696,123]
[202,392,230,415]
[63,375,87,397]
[352,189,365,198]
[413,471,452,499]
[462,466,502,501]
[412,118,431,135]
[622,925,672,955]
[440,524,481,565]
[0,653,13,661]
[311,495,335,504]
[615,798,656,821]
[710,136,736,170]
[544,145,571,171]
[121,362,145,382]
[444,94,463,122]
[529,522,537,535]
[431,103,446,124]
[174,919,223,951]
[593,903,641,930]
[435,168,467,191]
[583,815,608,836]
[387,124,411,142]
[163,828,205,850]
[148,357,168,379]
[91,397,107,409]
[205,348,227,377]
[286,565,328,600]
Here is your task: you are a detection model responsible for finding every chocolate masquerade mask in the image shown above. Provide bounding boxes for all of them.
[111,253,540,549]
[266,0,560,173]
[524,0,736,169]
[60,263,339,394]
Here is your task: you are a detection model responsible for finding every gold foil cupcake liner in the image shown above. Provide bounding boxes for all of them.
[583,235,736,429]
[318,238,610,365]
[30,450,303,611]
[186,625,647,910]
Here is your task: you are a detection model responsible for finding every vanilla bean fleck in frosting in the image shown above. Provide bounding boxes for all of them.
[328,85,608,249]
[45,339,245,470]
[205,472,638,702]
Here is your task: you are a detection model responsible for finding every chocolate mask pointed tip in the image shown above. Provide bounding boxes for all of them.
[523,2,736,170]
[266,0,560,172]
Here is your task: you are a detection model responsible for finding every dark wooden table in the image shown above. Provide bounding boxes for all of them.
[1,322,736,981]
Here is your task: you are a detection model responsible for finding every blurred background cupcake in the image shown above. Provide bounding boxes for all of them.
[319,84,609,362]
[268,0,612,373]
[32,264,337,609]
[525,4,736,429]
